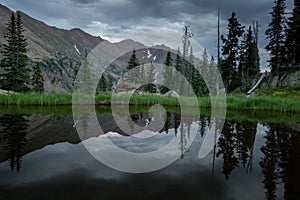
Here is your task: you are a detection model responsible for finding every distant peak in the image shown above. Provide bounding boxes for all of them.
[70,28,84,32]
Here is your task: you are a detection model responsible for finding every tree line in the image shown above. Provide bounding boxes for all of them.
[220,0,300,92]
[0,12,112,94]
[266,0,300,74]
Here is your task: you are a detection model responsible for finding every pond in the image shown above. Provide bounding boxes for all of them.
[0,106,299,200]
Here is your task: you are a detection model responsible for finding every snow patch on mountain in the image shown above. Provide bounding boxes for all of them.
[147,49,152,58]
[74,44,80,55]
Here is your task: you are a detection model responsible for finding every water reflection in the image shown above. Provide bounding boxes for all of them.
[216,121,257,179]
[0,114,29,172]
[0,107,299,199]
[260,123,300,200]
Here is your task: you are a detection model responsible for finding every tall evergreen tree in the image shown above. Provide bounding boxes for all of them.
[174,48,183,92]
[0,12,30,92]
[145,62,156,93]
[200,49,209,77]
[127,49,139,70]
[161,51,173,93]
[97,75,107,93]
[126,49,140,84]
[286,0,300,66]
[32,63,44,92]
[265,0,287,74]
[239,26,259,90]
[208,56,218,95]
[220,12,244,92]
[107,76,113,91]
[74,52,95,94]
[174,48,182,72]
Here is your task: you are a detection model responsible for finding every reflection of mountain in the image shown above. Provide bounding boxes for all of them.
[0,110,299,200]
[0,111,185,169]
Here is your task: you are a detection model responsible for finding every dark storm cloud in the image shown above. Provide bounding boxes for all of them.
[72,0,98,4]
[0,0,295,68]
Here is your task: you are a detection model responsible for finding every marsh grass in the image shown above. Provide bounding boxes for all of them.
[0,93,300,113]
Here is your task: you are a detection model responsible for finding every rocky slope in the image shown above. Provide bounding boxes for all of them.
[0,4,177,93]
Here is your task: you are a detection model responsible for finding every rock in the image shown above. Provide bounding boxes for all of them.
[0,89,17,95]
[164,90,179,97]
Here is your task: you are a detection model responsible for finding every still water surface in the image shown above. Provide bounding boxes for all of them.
[0,106,299,200]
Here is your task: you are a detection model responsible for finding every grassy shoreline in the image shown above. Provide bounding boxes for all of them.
[0,93,300,113]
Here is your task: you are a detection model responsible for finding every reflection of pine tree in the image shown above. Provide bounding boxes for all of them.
[235,123,248,167]
[179,116,187,159]
[265,123,300,200]
[1,114,28,172]
[282,131,300,200]
[217,121,239,179]
[243,121,257,172]
[198,115,207,137]
[259,126,280,200]
[216,120,257,179]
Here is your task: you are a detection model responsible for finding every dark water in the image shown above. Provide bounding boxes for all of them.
[0,106,299,200]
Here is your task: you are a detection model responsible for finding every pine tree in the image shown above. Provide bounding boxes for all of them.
[174,48,182,72]
[32,63,44,92]
[107,76,113,91]
[97,75,107,93]
[201,49,209,77]
[208,56,218,95]
[146,62,156,93]
[192,50,209,96]
[127,49,139,70]
[239,26,259,90]
[174,48,183,92]
[265,0,287,74]
[220,12,244,92]
[286,0,300,66]
[74,52,95,94]
[161,51,173,93]
[126,49,140,84]
[0,12,30,92]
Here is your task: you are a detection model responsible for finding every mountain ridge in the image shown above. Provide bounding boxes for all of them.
[0,4,198,93]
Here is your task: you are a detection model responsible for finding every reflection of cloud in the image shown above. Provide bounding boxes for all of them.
[0,115,274,199]
[0,125,267,200]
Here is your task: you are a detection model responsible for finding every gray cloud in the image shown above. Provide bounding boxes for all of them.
[72,0,98,4]
[0,0,295,69]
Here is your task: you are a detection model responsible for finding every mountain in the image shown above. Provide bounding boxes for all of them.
[0,4,177,93]
[0,4,106,92]
[0,5,103,60]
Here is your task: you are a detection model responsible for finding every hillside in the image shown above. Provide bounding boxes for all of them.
[0,4,106,92]
[0,4,179,92]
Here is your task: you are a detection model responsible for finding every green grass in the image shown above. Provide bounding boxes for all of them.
[256,86,300,100]
[1,105,300,123]
[0,92,300,113]
[225,94,300,113]
[0,93,72,105]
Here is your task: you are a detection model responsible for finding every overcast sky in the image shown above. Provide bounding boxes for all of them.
[0,0,294,70]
